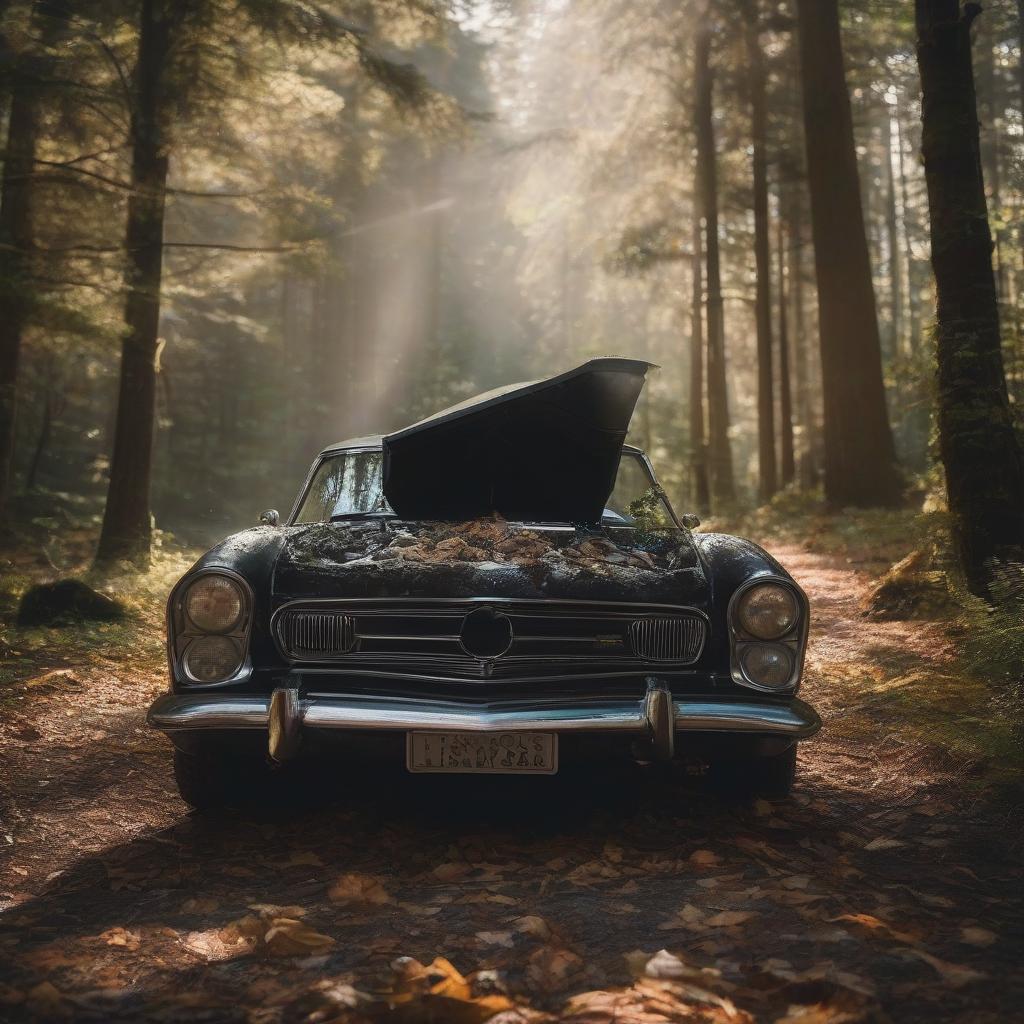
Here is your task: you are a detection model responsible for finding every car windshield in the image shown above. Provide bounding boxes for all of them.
[293,449,678,527]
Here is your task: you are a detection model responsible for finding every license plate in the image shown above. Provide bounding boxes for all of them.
[406,731,558,774]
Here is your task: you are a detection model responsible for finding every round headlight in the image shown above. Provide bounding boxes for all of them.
[739,643,795,689]
[736,583,799,640]
[184,635,242,682]
[185,575,243,633]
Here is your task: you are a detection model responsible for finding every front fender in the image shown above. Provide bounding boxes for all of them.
[168,527,289,693]
[693,533,806,671]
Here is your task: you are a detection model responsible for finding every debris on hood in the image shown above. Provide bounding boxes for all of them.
[274,518,706,605]
[372,518,671,570]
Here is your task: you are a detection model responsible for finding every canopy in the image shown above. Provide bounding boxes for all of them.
[382,357,654,523]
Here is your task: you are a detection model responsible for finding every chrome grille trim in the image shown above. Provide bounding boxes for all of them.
[273,598,708,673]
[629,617,704,662]
[282,611,355,658]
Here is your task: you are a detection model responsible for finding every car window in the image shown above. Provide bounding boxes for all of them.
[294,451,392,523]
[605,453,677,529]
[294,449,677,527]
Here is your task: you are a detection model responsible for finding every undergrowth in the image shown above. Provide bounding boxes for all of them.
[705,487,1023,801]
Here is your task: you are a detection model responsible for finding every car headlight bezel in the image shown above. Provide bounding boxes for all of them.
[729,577,807,693]
[168,568,253,687]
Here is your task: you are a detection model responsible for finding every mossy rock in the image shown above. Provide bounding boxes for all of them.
[17,579,125,626]
[862,549,960,621]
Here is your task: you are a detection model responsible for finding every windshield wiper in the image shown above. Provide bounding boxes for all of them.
[329,511,395,522]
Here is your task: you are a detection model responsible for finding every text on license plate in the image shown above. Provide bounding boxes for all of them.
[406,731,558,774]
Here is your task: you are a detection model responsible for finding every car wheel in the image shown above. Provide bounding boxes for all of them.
[172,743,270,810]
[709,743,797,800]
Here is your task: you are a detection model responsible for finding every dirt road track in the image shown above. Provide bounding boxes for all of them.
[1,545,1022,1022]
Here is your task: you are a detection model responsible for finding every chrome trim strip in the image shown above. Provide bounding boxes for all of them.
[147,691,821,739]
[148,693,270,731]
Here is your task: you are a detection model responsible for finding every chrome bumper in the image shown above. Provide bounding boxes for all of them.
[147,680,821,763]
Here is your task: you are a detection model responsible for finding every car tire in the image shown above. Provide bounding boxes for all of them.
[172,743,270,810]
[709,744,797,800]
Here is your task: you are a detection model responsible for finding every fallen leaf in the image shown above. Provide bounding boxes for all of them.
[433,862,470,882]
[514,915,552,940]
[475,930,515,948]
[98,926,140,951]
[864,837,905,851]
[643,949,709,981]
[960,926,997,948]
[526,946,584,991]
[689,849,720,868]
[907,949,987,988]
[280,850,324,868]
[261,919,335,957]
[328,873,391,905]
[183,928,249,961]
[705,910,758,927]
[180,897,220,915]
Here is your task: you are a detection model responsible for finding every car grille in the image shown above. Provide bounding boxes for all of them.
[282,611,355,658]
[273,598,707,680]
[629,617,706,661]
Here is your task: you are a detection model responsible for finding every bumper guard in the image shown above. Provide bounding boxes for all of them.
[147,679,821,764]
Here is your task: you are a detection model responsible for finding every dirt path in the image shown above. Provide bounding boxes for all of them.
[0,545,1021,1023]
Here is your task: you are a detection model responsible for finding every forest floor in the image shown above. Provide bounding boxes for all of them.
[0,510,1022,1023]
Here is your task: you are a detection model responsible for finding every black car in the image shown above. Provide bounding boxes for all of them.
[149,358,820,806]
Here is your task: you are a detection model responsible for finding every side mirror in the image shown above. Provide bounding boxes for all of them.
[680,513,701,530]
[259,509,280,527]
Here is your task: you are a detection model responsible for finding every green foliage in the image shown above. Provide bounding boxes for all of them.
[958,561,1024,691]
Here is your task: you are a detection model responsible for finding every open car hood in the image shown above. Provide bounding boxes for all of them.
[382,357,655,523]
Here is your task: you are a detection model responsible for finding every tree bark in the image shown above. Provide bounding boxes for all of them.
[894,105,920,357]
[975,10,1006,299]
[794,0,902,507]
[0,1,70,519]
[915,0,1024,597]
[694,16,735,508]
[741,0,777,503]
[777,202,795,487]
[96,0,180,566]
[689,199,710,513]
[884,108,902,362]
[0,84,38,521]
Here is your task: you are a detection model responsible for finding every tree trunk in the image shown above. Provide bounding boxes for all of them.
[787,189,813,487]
[0,85,38,521]
[794,0,901,507]
[26,379,54,492]
[741,0,777,504]
[694,17,735,508]
[915,0,1024,597]
[1018,0,1024,112]
[0,1,70,519]
[894,106,920,357]
[96,0,177,566]
[689,200,710,512]
[884,108,902,362]
[777,203,795,487]
[975,10,1007,299]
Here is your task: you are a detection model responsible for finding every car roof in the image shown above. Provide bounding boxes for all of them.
[319,436,646,458]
